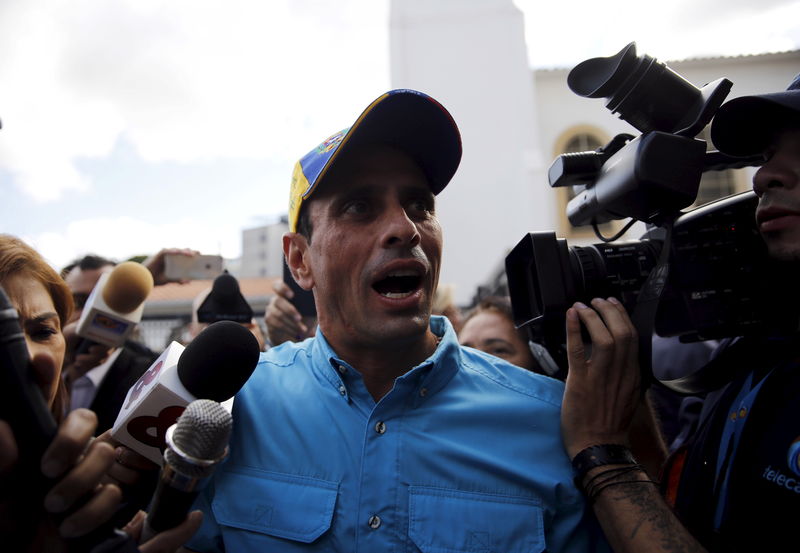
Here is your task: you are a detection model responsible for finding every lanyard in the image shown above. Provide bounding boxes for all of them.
[712,368,773,530]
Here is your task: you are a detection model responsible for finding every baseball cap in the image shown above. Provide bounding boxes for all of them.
[711,73,800,157]
[288,89,462,233]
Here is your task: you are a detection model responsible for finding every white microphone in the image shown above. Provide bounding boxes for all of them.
[111,321,259,464]
[75,261,154,348]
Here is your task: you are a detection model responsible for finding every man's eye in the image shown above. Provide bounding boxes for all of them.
[409,198,433,214]
[344,200,370,215]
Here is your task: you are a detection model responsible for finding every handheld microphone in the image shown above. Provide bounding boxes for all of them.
[76,261,154,349]
[111,321,260,464]
[142,399,232,541]
[0,284,57,480]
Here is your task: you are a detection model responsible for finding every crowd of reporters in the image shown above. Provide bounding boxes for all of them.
[1,69,799,552]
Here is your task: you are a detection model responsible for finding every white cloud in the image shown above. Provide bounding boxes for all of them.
[27,215,242,272]
[0,0,389,202]
[515,0,800,68]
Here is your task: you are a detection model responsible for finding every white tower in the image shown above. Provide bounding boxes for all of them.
[390,0,549,305]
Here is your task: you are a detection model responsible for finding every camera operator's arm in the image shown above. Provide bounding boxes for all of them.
[561,298,706,553]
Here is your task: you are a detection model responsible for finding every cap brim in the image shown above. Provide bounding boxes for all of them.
[313,90,462,198]
[711,90,800,157]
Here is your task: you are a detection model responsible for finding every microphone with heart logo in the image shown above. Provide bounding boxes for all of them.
[111,320,260,465]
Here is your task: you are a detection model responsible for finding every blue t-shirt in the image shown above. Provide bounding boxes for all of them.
[187,316,606,552]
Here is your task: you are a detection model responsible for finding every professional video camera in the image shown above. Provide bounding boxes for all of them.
[505,43,799,388]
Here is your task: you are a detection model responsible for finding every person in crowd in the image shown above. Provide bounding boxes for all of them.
[0,234,200,552]
[560,76,800,552]
[61,249,197,434]
[184,90,609,552]
[458,295,539,372]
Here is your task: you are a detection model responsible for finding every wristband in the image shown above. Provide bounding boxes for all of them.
[571,444,636,486]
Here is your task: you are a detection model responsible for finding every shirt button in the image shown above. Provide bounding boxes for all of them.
[337,364,347,375]
[368,515,381,529]
[374,421,386,434]
[338,385,346,396]
[419,387,428,397]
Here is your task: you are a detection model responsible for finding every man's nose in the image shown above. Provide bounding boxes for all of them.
[381,203,421,248]
[753,155,798,196]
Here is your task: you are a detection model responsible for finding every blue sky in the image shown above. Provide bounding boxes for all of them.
[2,0,799,271]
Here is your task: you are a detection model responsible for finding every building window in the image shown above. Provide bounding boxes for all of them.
[561,133,605,203]
[552,127,614,239]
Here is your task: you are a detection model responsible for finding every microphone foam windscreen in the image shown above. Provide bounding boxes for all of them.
[165,399,232,478]
[177,320,260,402]
[102,261,155,313]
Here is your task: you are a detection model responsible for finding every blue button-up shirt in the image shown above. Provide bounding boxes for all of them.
[187,316,607,552]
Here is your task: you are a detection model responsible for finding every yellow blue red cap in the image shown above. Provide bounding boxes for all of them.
[289,89,462,232]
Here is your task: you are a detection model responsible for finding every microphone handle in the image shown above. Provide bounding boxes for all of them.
[143,464,203,541]
[0,285,58,481]
[75,337,102,356]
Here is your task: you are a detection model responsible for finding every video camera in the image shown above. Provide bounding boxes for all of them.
[506,43,798,384]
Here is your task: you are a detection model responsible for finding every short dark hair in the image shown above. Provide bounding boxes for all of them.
[60,254,116,279]
[296,206,314,243]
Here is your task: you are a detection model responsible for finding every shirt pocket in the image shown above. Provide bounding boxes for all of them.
[212,468,338,548]
[408,486,545,553]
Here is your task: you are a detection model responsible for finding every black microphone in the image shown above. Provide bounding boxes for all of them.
[142,399,232,540]
[0,284,57,483]
[112,320,260,464]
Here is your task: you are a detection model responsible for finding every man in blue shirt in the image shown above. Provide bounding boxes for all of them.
[185,89,606,552]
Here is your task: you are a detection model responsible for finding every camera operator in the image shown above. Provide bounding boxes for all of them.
[561,76,800,553]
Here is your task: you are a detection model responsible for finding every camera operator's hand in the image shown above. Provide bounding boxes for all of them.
[265,279,309,346]
[561,297,640,460]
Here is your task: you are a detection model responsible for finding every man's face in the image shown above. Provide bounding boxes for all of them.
[64,264,113,322]
[291,145,443,350]
[754,129,800,262]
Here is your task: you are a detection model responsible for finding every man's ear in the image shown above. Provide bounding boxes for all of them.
[283,233,314,291]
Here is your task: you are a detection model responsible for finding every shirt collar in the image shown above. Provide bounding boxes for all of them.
[311,316,460,401]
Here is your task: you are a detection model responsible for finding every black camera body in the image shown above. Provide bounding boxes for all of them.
[506,43,798,376]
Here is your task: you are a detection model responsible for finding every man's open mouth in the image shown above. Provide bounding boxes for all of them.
[372,270,423,299]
